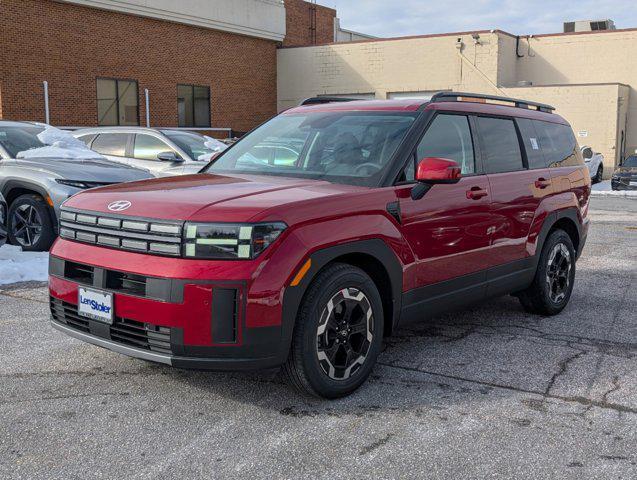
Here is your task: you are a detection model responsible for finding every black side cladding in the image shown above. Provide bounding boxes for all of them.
[212,288,239,343]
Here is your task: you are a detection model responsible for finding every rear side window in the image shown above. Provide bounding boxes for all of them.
[476,117,524,174]
[533,121,582,167]
[92,133,129,157]
[416,114,475,175]
[516,118,546,169]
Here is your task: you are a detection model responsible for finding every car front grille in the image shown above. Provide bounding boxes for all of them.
[59,209,183,257]
[51,298,173,355]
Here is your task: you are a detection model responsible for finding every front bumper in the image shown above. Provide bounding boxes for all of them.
[611,176,637,190]
[48,239,295,371]
[50,320,281,370]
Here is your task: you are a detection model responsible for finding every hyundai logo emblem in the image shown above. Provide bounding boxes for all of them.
[108,200,132,212]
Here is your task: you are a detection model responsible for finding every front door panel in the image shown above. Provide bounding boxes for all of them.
[398,175,492,288]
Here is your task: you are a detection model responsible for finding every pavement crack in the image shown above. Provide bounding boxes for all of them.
[359,433,395,455]
[378,361,637,415]
[601,376,621,404]
[544,349,587,396]
[0,391,130,406]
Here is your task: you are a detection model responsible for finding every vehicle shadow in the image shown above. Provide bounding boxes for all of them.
[156,282,633,418]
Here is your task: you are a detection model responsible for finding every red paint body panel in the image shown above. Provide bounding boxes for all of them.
[397,176,493,287]
[487,168,553,265]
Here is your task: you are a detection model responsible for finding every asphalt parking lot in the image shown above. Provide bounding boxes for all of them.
[1,196,635,479]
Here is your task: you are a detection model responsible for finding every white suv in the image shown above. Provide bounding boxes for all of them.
[74,127,226,177]
[581,145,604,183]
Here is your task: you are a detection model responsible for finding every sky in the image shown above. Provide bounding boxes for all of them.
[317,0,637,38]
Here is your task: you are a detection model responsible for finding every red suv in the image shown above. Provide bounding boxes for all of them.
[50,92,590,398]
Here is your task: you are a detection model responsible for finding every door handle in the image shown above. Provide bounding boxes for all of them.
[535,178,551,189]
[466,186,488,200]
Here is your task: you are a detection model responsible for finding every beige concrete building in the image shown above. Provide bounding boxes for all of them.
[278,28,637,174]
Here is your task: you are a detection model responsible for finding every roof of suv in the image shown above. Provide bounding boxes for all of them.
[286,94,567,124]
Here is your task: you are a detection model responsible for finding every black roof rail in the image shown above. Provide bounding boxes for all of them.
[299,97,360,106]
[429,91,555,113]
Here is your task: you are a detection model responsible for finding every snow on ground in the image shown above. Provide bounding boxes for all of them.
[0,245,48,285]
[16,125,106,160]
[591,180,637,197]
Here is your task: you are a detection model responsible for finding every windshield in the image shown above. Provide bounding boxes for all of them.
[162,131,218,161]
[0,126,45,158]
[203,111,418,187]
[623,156,637,168]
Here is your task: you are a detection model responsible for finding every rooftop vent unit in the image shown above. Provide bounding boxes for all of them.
[563,19,616,33]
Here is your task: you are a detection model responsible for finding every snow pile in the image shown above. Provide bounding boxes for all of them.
[198,136,228,162]
[16,125,106,160]
[591,180,637,197]
[0,245,48,285]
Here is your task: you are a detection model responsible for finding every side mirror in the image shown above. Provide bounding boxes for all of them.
[157,151,183,162]
[412,157,462,200]
[582,148,593,160]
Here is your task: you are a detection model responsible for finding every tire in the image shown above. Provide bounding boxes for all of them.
[517,229,576,316]
[8,194,56,252]
[282,263,384,399]
[593,165,603,184]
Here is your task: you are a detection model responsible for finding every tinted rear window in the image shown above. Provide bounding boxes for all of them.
[476,117,524,174]
[516,118,546,169]
[533,121,581,168]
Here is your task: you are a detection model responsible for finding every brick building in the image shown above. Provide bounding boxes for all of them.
[0,0,355,134]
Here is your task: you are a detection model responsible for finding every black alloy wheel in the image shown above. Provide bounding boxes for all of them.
[545,242,572,304]
[8,194,56,252]
[316,287,374,381]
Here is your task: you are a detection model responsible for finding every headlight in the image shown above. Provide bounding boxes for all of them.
[56,179,91,189]
[183,222,287,259]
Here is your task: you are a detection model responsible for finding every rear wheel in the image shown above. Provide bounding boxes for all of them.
[8,194,55,252]
[517,229,576,316]
[282,263,384,398]
[593,165,603,184]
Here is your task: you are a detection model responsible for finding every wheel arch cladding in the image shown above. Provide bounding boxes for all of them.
[3,181,57,223]
[550,217,580,253]
[282,239,403,347]
[536,209,582,262]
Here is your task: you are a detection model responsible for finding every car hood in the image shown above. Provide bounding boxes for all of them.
[63,173,366,222]
[14,157,152,182]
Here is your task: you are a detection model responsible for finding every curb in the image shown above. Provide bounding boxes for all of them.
[590,190,637,198]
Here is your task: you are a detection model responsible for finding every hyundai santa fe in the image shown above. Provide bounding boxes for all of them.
[49,92,590,398]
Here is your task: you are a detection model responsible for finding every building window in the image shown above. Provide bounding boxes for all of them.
[178,85,211,127]
[96,78,139,126]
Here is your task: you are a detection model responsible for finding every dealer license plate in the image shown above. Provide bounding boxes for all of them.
[78,287,114,324]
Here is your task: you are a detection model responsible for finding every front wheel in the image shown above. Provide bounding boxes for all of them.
[8,194,56,252]
[517,229,576,316]
[593,165,603,184]
[282,263,384,398]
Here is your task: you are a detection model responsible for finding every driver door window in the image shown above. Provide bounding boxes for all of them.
[417,114,475,174]
[400,114,475,182]
[134,134,176,161]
